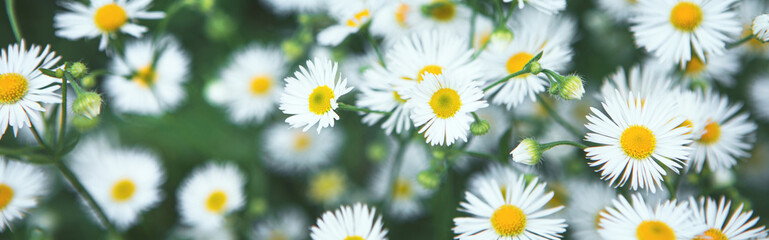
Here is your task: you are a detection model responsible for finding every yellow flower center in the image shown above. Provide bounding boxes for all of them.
[93,3,128,32]
[392,91,407,103]
[249,75,272,96]
[0,73,28,104]
[309,170,345,203]
[684,56,706,75]
[669,2,703,32]
[308,86,335,115]
[490,204,527,237]
[133,65,158,88]
[636,220,676,240]
[429,88,462,119]
[293,132,312,151]
[344,236,364,240]
[110,179,136,202]
[346,9,370,27]
[429,0,456,22]
[698,121,721,145]
[416,64,443,82]
[395,3,410,27]
[506,52,534,77]
[392,178,413,200]
[0,184,14,210]
[205,190,228,213]
[694,228,728,240]
[620,125,657,159]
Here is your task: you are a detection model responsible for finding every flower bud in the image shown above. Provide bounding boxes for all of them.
[81,75,97,89]
[68,62,88,79]
[753,14,769,42]
[72,115,100,132]
[490,28,514,45]
[55,69,64,78]
[529,61,542,75]
[366,143,387,163]
[72,92,102,119]
[248,198,268,217]
[470,119,490,136]
[417,170,440,189]
[282,40,305,62]
[510,138,542,165]
[559,75,585,100]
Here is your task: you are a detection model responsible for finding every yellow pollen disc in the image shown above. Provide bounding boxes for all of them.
[0,73,29,104]
[344,236,364,240]
[0,184,14,210]
[250,75,273,96]
[94,3,128,32]
[309,170,345,203]
[490,204,527,237]
[416,65,443,82]
[669,2,703,32]
[346,9,370,27]
[293,132,312,151]
[111,179,136,202]
[395,3,410,27]
[429,88,462,119]
[698,121,721,145]
[620,125,657,159]
[308,86,335,115]
[205,190,228,213]
[393,91,407,103]
[430,0,456,22]
[636,220,676,240]
[133,65,158,88]
[684,57,706,75]
[392,178,413,200]
[694,228,728,240]
[506,52,534,76]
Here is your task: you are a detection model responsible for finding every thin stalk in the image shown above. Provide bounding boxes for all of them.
[58,73,71,147]
[483,68,529,92]
[5,0,22,42]
[29,124,52,152]
[337,102,391,115]
[535,94,582,139]
[726,35,754,49]
[365,30,386,68]
[540,140,587,150]
[461,150,497,160]
[53,159,118,234]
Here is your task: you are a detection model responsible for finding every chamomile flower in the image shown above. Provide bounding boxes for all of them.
[565,180,616,240]
[279,58,353,133]
[207,45,286,124]
[466,163,532,198]
[308,169,348,206]
[596,0,640,22]
[317,0,382,46]
[472,17,495,50]
[738,0,769,56]
[356,65,412,135]
[630,0,741,66]
[69,134,165,230]
[453,177,566,240]
[504,0,566,15]
[253,208,307,240]
[104,36,190,115]
[310,203,388,240]
[598,65,675,101]
[54,0,165,51]
[260,0,325,14]
[261,123,342,173]
[0,41,61,141]
[481,9,575,108]
[750,75,769,122]
[0,158,47,232]
[407,0,472,37]
[371,141,433,220]
[370,1,414,45]
[678,51,740,86]
[598,194,704,240]
[584,91,692,192]
[407,72,488,146]
[686,91,757,172]
[689,196,768,240]
[177,162,245,230]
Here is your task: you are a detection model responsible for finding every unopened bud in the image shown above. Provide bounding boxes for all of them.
[490,28,514,45]
[282,40,305,61]
[81,75,97,89]
[55,69,64,78]
[559,75,585,100]
[72,115,100,132]
[68,62,88,79]
[529,61,542,75]
[248,198,268,217]
[510,138,542,165]
[72,92,102,119]
[470,119,490,136]
[417,170,440,189]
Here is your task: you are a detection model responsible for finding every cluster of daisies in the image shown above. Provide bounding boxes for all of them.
[1,0,769,239]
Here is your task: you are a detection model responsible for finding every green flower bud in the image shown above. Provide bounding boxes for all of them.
[72,92,102,119]
[55,69,64,78]
[68,62,88,79]
[248,198,268,217]
[529,61,542,75]
[366,143,387,163]
[510,138,542,165]
[417,170,440,189]
[490,28,514,45]
[81,75,97,89]
[470,119,490,136]
[559,75,585,100]
[282,40,305,62]
[72,115,100,132]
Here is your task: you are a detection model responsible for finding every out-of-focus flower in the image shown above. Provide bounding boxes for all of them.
[310,203,388,240]
[565,180,616,240]
[253,208,307,240]
[261,123,342,173]
[308,169,347,206]
[753,14,769,42]
[0,158,48,232]
[371,141,433,220]
[504,0,565,15]
[177,162,245,230]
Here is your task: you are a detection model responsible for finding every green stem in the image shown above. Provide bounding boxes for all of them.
[337,102,391,115]
[59,73,71,148]
[726,34,754,49]
[535,94,583,139]
[461,150,497,160]
[483,68,529,92]
[5,0,21,42]
[540,140,587,150]
[53,158,119,234]
[155,0,185,38]
[365,29,386,68]
[29,123,52,152]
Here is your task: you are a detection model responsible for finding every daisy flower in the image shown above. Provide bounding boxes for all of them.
[630,0,741,66]
[356,64,412,135]
[308,169,348,206]
[177,162,245,230]
[504,0,566,15]
[370,1,414,45]
[54,0,165,51]
[472,16,495,50]
[253,208,307,240]
[206,45,286,124]
[453,177,566,240]
[405,0,473,38]
[686,91,757,172]
[738,0,769,56]
[598,65,676,101]
[104,36,190,115]
[317,0,382,46]
[674,51,740,87]
[407,72,488,146]
[279,58,353,133]
[0,41,61,141]
[595,0,640,22]
[755,14,769,42]
[466,163,530,198]
[68,134,165,230]
[689,196,768,240]
[261,123,342,173]
[0,158,47,232]
[750,75,769,122]
[260,0,325,14]
[565,180,616,240]
[481,9,576,108]
[371,141,433,220]
[310,203,388,240]
[584,91,692,192]
[598,194,704,240]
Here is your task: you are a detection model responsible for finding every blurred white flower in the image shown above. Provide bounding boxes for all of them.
[253,208,307,240]
[565,180,616,240]
[371,141,433,220]
[317,0,382,46]
[753,14,769,42]
[177,162,245,230]
[308,169,348,206]
[261,123,342,174]
[0,158,48,232]
[504,0,566,15]
[260,0,325,14]
[310,203,388,240]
